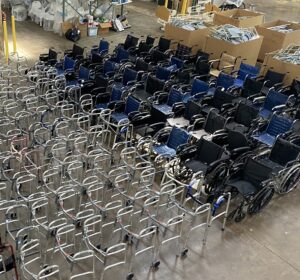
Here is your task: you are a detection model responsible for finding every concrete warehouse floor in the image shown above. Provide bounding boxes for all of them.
[1,1,300,280]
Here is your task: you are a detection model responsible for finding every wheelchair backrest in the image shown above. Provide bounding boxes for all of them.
[123,68,137,85]
[123,34,139,50]
[216,72,235,90]
[145,74,165,95]
[269,138,300,166]
[135,58,149,72]
[91,52,102,63]
[234,102,258,127]
[243,158,272,188]
[167,88,183,106]
[263,89,288,111]
[111,86,123,102]
[167,126,190,150]
[195,138,224,164]
[151,49,168,63]
[227,130,248,150]
[184,100,202,120]
[204,110,226,134]
[266,114,293,137]
[264,70,285,86]
[49,49,57,60]
[156,66,171,81]
[218,53,236,70]
[196,50,209,62]
[176,43,192,58]
[158,37,171,52]
[116,47,129,62]
[99,40,109,54]
[73,44,84,58]
[238,63,259,81]
[78,66,90,80]
[242,77,264,98]
[124,96,140,115]
[146,35,155,46]
[64,56,76,71]
[170,56,184,69]
[191,79,209,96]
[103,60,116,74]
[195,60,210,75]
[213,88,235,109]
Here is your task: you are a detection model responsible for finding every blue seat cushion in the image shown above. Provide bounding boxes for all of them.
[111,112,128,122]
[259,109,271,119]
[234,78,244,88]
[57,68,64,76]
[252,133,275,146]
[152,104,173,116]
[153,144,176,158]
[95,103,108,109]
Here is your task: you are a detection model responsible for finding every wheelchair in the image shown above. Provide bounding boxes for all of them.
[223,157,276,222]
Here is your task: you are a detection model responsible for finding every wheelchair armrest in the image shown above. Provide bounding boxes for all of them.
[286,159,298,168]
[200,96,213,105]
[220,65,234,71]
[191,118,205,130]
[190,114,205,124]
[107,101,118,110]
[128,110,141,119]
[155,92,168,104]
[126,80,137,87]
[220,103,235,112]
[178,144,197,161]
[207,157,229,173]
[247,93,263,100]
[176,143,192,154]
[230,146,251,157]
[130,112,151,125]
[274,82,284,89]
[213,129,227,135]
[272,104,286,112]
[113,101,126,112]
[105,71,116,78]
[172,102,185,117]
[193,91,208,100]
[211,132,228,145]
[253,96,266,103]
[113,73,123,82]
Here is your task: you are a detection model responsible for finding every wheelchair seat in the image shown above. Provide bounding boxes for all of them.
[153,126,190,158]
[133,74,165,102]
[111,95,140,123]
[258,138,300,172]
[226,157,273,196]
[252,114,293,146]
[233,62,259,88]
[167,99,202,128]
[256,89,289,119]
[226,102,258,133]
[190,109,227,140]
[184,138,227,173]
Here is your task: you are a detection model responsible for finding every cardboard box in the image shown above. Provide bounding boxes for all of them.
[98,22,112,35]
[256,20,300,61]
[203,35,264,66]
[61,21,87,37]
[164,23,212,54]
[213,9,264,28]
[261,52,300,85]
[155,6,170,22]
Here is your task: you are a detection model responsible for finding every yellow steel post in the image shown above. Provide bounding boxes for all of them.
[181,0,187,14]
[3,20,9,63]
[164,0,168,8]
[11,15,17,53]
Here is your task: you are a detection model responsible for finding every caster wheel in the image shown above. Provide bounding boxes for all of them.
[152,260,160,269]
[181,248,188,257]
[235,212,246,223]
[126,272,134,279]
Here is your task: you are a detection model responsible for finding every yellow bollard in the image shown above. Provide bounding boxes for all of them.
[11,16,17,54]
[3,20,9,63]
[181,0,188,14]
[164,0,168,8]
